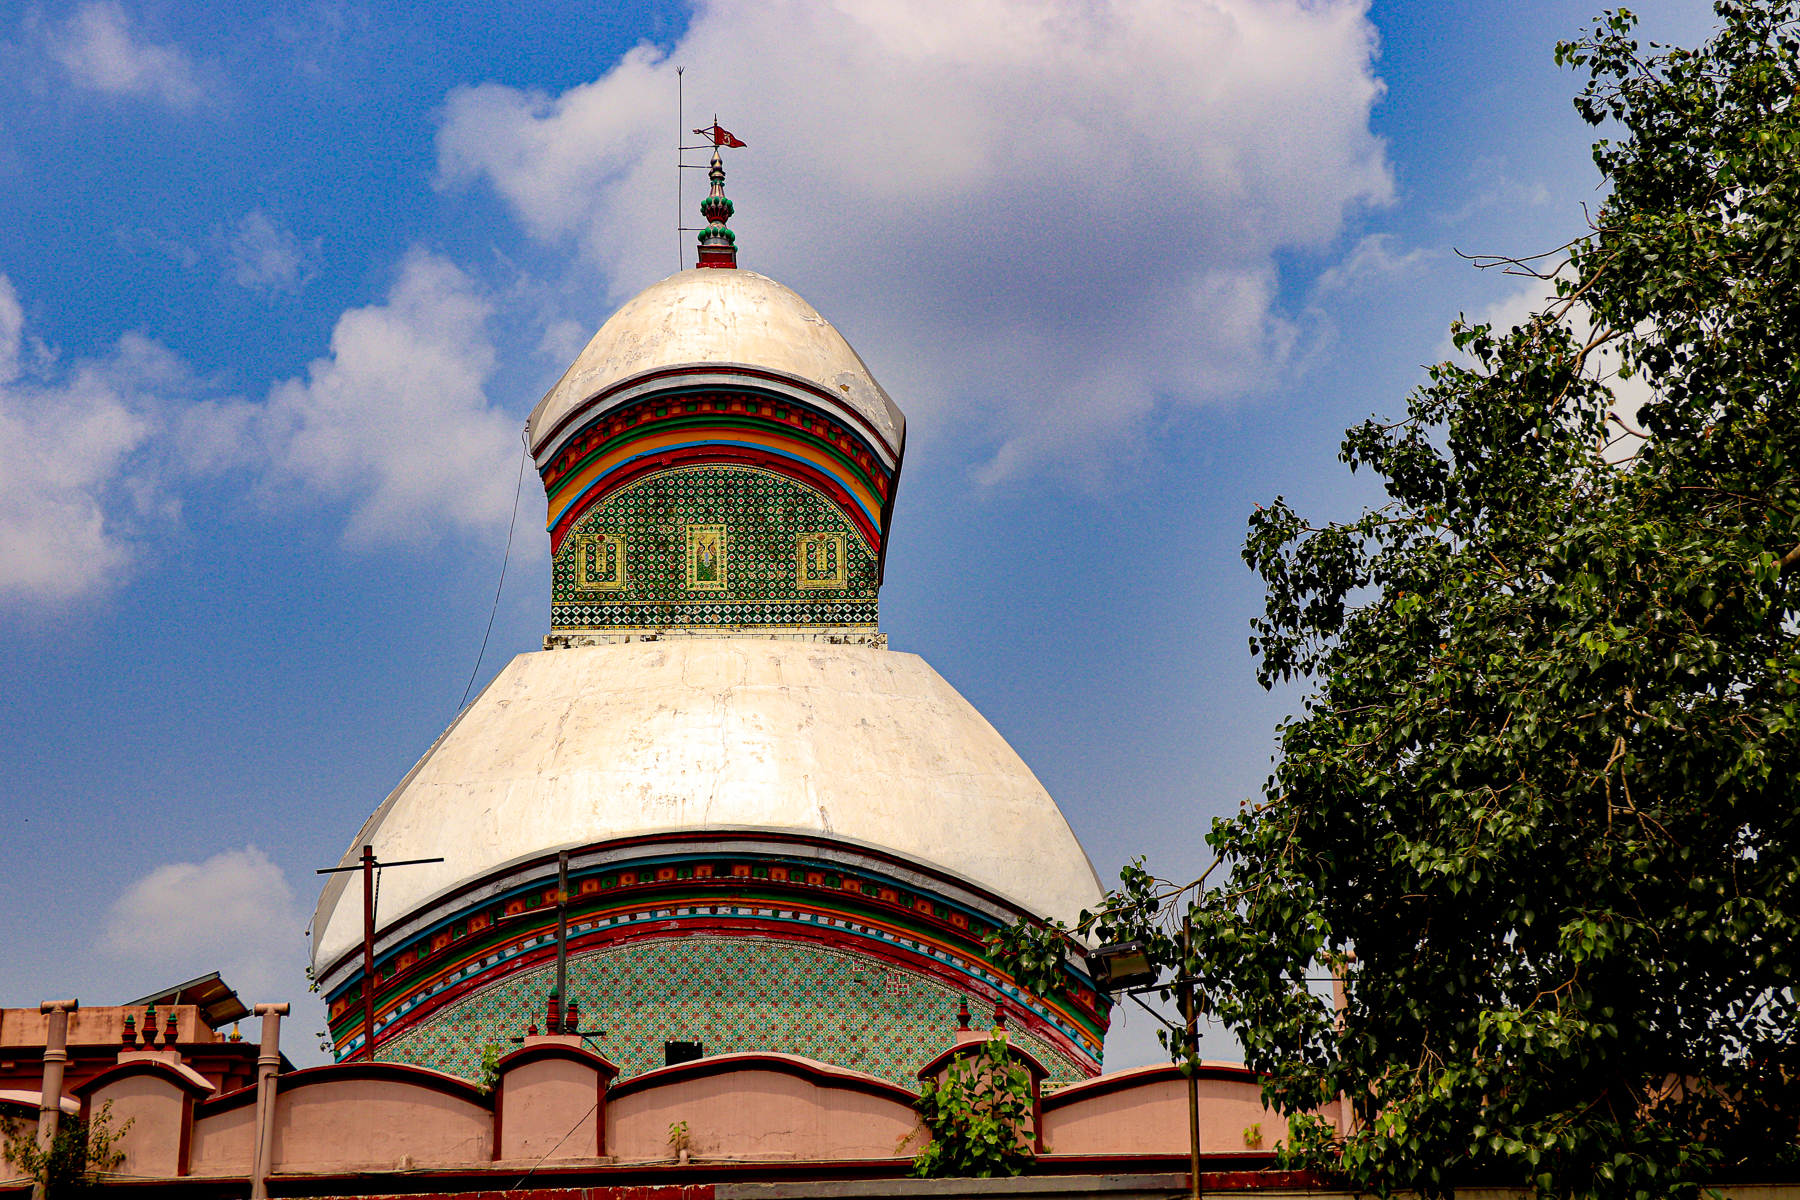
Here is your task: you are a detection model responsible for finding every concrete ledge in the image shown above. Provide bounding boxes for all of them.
[8,1173,1798,1198]
[717,1175,1192,1200]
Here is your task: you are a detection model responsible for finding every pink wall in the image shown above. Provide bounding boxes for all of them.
[0,1006,211,1049]
[80,1073,193,1176]
[496,1050,605,1161]
[607,1053,919,1162]
[188,1096,256,1176]
[61,1048,1359,1181]
[1042,1062,1338,1157]
[267,1073,492,1171]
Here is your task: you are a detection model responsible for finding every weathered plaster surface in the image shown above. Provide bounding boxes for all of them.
[188,1099,255,1176]
[498,1053,602,1160]
[83,1073,193,1176]
[269,1076,490,1171]
[528,270,905,461]
[608,1055,916,1162]
[315,641,1105,970]
[1043,1064,1295,1157]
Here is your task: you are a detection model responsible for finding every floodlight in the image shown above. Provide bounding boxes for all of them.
[1090,940,1159,991]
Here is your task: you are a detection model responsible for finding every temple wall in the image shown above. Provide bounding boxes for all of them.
[1042,1063,1311,1157]
[494,1043,607,1160]
[187,1097,256,1176]
[267,1071,492,1171]
[85,1073,191,1176]
[607,1054,918,1162]
[48,1046,1297,1184]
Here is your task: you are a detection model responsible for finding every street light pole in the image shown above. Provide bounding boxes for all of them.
[1179,916,1202,1200]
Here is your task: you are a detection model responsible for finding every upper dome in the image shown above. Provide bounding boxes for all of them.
[312,641,1104,972]
[526,270,905,463]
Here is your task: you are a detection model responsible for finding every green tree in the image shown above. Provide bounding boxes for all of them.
[998,4,1800,1196]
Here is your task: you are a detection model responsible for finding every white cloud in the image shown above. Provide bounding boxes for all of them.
[114,224,201,269]
[0,276,24,381]
[99,846,313,1020]
[0,275,199,604]
[1309,233,1428,301]
[437,0,1392,481]
[225,210,320,293]
[50,2,206,109]
[0,250,521,610]
[257,249,521,547]
[1437,159,1553,226]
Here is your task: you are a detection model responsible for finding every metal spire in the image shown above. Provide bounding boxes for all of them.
[696,142,737,269]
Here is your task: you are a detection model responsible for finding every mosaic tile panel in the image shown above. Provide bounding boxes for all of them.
[375,935,1083,1091]
[551,466,879,630]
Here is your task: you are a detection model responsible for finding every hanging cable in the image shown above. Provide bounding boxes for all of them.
[460,433,529,713]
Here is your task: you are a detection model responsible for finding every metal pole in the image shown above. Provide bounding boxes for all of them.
[361,845,376,1060]
[35,999,77,1200]
[315,850,442,1063]
[249,1002,288,1200]
[1332,952,1355,1137]
[555,851,569,1030]
[1181,917,1201,1200]
[677,67,684,272]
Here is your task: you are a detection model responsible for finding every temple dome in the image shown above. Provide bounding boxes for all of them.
[526,270,905,461]
[312,641,1105,972]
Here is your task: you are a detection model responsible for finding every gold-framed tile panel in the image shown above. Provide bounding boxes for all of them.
[569,532,627,592]
[686,523,729,591]
[795,531,848,590]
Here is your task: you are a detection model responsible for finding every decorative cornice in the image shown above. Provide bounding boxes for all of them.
[317,828,1077,987]
[496,1039,619,1080]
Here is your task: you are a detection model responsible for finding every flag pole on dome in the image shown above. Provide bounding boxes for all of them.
[674,91,746,269]
[681,112,743,270]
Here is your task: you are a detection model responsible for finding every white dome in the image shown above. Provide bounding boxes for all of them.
[526,270,905,462]
[312,642,1103,972]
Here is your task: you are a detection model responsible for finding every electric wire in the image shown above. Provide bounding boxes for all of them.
[459,434,529,713]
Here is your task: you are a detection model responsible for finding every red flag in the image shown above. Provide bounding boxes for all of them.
[693,123,746,148]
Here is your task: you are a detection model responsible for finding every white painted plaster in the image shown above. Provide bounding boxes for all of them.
[313,642,1103,971]
[526,270,905,459]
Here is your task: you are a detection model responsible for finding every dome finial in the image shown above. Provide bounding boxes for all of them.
[695,115,740,269]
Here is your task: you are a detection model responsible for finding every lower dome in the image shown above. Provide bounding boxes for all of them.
[312,640,1112,1082]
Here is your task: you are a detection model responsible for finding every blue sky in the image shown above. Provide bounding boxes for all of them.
[0,0,1716,1067]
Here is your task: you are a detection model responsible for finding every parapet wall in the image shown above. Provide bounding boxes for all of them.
[11,1040,1311,1193]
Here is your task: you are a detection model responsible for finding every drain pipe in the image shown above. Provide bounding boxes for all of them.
[35,999,77,1200]
[249,1003,289,1200]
